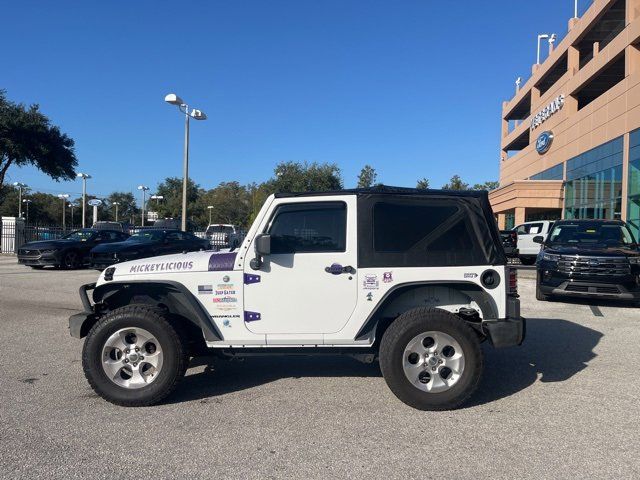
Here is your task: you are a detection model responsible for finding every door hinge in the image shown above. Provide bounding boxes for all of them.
[244,273,261,285]
[244,311,261,322]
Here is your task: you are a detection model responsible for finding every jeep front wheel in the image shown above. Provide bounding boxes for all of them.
[82,305,188,406]
[379,308,483,411]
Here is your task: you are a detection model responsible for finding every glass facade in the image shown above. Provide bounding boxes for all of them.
[627,129,640,238]
[530,164,564,180]
[564,137,623,220]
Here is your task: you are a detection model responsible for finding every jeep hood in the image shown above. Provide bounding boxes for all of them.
[102,250,238,281]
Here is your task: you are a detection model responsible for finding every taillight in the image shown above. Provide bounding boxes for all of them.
[508,268,518,295]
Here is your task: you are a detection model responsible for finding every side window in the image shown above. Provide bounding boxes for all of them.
[528,223,544,235]
[515,224,529,234]
[99,231,119,242]
[165,232,182,242]
[267,202,346,254]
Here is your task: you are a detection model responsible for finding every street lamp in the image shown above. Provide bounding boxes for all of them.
[12,182,27,218]
[137,185,150,226]
[111,201,121,222]
[164,93,207,231]
[207,205,214,224]
[76,173,91,228]
[68,202,76,230]
[536,34,551,64]
[22,199,32,224]
[58,194,70,230]
[548,33,557,55]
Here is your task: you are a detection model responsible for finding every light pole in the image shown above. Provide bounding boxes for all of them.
[112,201,121,222]
[76,173,91,228]
[137,185,150,226]
[164,93,207,231]
[68,203,76,230]
[22,199,32,224]
[574,0,579,18]
[58,194,70,230]
[13,182,27,218]
[548,33,557,55]
[207,205,214,224]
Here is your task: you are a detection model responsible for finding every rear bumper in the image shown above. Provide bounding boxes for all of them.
[482,296,525,348]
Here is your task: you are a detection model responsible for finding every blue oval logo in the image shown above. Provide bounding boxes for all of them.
[536,131,554,154]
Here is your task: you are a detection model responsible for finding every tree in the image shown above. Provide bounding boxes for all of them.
[0,90,77,188]
[0,184,67,224]
[357,165,378,188]
[472,181,500,191]
[197,182,252,227]
[416,178,430,189]
[442,175,469,190]
[265,161,343,194]
[105,191,139,223]
[154,177,203,223]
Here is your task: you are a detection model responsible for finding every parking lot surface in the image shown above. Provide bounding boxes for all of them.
[1,256,639,479]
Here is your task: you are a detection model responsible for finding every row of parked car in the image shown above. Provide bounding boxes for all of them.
[17,227,211,270]
[502,218,640,304]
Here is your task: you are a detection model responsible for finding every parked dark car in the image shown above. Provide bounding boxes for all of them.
[500,230,519,258]
[17,229,129,269]
[535,219,640,302]
[90,229,210,269]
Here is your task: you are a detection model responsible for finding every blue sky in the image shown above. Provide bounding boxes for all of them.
[2,0,591,200]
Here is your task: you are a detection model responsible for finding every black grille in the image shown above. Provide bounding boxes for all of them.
[18,249,40,256]
[565,284,621,294]
[557,255,630,277]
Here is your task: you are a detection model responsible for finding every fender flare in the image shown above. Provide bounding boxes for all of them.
[354,281,500,342]
[93,280,223,342]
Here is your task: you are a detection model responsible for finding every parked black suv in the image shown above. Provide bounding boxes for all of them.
[535,219,640,302]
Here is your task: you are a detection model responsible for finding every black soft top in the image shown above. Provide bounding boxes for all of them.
[274,185,490,199]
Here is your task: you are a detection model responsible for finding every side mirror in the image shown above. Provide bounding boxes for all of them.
[533,235,544,244]
[255,234,271,256]
[250,234,271,270]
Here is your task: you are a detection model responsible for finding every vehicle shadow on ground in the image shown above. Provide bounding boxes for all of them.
[548,296,638,309]
[166,355,383,404]
[467,317,603,407]
[165,317,603,407]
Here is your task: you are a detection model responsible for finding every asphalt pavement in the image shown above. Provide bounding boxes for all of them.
[1,256,639,479]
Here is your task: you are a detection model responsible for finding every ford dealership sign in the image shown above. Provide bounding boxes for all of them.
[536,131,554,154]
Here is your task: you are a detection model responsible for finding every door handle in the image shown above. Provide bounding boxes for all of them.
[325,263,355,275]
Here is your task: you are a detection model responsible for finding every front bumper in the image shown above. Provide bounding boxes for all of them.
[482,296,525,348]
[69,283,97,338]
[539,280,640,300]
[17,253,60,266]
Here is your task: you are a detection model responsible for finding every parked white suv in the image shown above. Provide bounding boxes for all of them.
[513,220,555,265]
[205,224,242,248]
[70,187,524,411]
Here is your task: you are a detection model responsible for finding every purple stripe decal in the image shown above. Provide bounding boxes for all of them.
[208,252,237,271]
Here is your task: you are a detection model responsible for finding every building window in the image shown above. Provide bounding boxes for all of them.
[530,164,564,180]
[627,129,640,239]
[564,137,623,220]
[504,211,515,230]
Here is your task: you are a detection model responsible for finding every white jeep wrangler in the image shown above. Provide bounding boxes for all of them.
[70,187,524,410]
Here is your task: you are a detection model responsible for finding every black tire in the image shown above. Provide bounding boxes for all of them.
[520,256,536,266]
[82,304,188,407]
[61,250,80,269]
[379,308,483,411]
[536,271,548,301]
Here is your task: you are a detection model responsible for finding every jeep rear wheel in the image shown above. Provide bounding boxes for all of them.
[82,304,188,406]
[379,308,483,411]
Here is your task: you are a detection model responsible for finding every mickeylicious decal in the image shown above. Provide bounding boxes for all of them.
[363,274,379,290]
[129,260,194,273]
[208,252,237,271]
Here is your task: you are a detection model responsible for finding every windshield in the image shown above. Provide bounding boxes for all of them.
[126,231,164,243]
[206,225,233,235]
[63,230,96,242]
[547,222,636,247]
